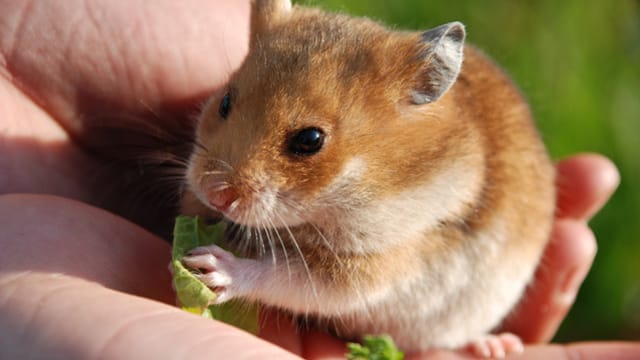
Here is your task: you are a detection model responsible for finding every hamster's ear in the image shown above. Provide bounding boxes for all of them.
[411,22,466,105]
[251,0,292,37]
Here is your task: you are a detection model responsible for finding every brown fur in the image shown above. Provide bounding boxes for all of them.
[182,1,555,352]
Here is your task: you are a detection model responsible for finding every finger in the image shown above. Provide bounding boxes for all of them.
[0,0,251,135]
[259,308,359,359]
[514,342,640,360]
[498,219,597,343]
[407,342,640,360]
[301,329,350,360]
[563,342,640,360]
[555,154,619,221]
[0,194,173,302]
[407,349,478,359]
[0,273,300,360]
[259,310,358,359]
[259,308,304,355]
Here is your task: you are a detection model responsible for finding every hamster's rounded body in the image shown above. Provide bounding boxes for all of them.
[181,0,555,353]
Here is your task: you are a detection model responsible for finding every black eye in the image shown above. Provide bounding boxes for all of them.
[218,92,232,119]
[288,127,326,156]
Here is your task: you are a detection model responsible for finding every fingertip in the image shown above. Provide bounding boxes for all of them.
[556,153,620,220]
[546,219,598,274]
[557,154,620,189]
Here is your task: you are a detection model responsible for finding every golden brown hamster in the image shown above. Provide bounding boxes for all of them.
[181,0,555,356]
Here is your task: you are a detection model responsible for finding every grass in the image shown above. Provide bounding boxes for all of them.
[300,0,640,341]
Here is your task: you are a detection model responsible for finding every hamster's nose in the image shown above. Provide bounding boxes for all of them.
[206,187,239,213]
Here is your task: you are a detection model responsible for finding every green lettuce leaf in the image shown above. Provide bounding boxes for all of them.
[171,215,259,334]
[347,335,404,360]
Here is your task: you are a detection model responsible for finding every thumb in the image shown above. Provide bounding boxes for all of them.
[0,194,299,359]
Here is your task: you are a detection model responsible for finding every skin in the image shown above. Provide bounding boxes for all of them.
[0,0,635,358]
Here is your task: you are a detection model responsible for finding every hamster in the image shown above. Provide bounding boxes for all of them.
[180,0,555,356]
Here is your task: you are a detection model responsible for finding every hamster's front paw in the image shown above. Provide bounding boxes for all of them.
[182,245,238,304]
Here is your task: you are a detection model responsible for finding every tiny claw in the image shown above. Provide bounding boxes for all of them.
[182,254,218,272]
[186,246,208,257]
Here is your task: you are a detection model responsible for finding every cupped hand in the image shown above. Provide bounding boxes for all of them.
[0,156,627,360]
[0,0,636,359]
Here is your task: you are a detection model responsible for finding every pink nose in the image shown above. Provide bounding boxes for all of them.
[206,187,239,213]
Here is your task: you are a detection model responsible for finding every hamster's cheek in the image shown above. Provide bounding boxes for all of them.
[319,156,369,200]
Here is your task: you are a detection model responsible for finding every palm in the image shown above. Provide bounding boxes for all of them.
[1,0,252,235]
[1,0,245,200]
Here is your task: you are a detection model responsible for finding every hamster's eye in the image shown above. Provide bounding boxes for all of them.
[218,92,233,119]
[288,127,325,156]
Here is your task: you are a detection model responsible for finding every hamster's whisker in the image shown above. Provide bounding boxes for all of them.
[241,225,252,257]
[257,210,278,267]
[353,281,375,325]
[245,202,262,258]
[213,158,234,172]
[192,140,209,154]
[210,182,232,193]
[242,225,254,254]
[273,210,320,310]
[270,195,308,283]
[256,223,267,259]
[263,223,278,267]
[154,174,189,184]
[226,221,239,240]
[202,170,229,176]
[156,169,190,180]
[236,206,254,256]
[236,225,245,256]
[273,193,307,225]
[248,202,264,259]
[332,312,351,339]
[267,216,292,282]
[253,207,267,259]
[227,198,241,215]
[141,150,192,167]
[308,222,343,269]
[245,224,255,257]
[191,149,209,161]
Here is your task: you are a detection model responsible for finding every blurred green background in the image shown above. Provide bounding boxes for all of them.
[301,0,640,342]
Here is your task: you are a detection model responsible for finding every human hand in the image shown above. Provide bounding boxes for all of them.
[0,155,625,359]
[0,0,636,359]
